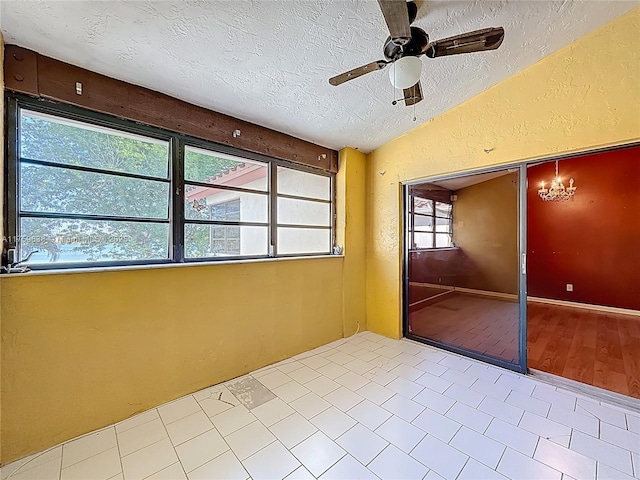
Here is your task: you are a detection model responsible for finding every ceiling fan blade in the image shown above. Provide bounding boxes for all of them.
[378,0,412,46]
[403,81,423,106]
[426,27,504,58]
[329,60,389,86]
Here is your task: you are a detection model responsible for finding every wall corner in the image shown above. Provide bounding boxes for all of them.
[337,147,367,337]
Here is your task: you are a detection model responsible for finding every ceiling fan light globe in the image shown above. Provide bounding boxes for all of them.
[388,56,422,89]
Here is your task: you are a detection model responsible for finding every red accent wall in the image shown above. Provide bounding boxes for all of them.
[527,146,640,311]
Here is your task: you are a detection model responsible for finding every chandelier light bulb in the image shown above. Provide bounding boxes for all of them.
[389,56,422,89]
[538,160,576,201]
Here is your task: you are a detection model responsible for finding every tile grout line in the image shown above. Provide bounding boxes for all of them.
[198,395,256,465]
[154,406,184,478]
[6,332,640,480]
[453,457,471,480]
[113,425,126,480]
[493,440,509,475]
[60,429,122,473]
[116,412,159,436]
[56,449,62,480]
[222,381,301,478]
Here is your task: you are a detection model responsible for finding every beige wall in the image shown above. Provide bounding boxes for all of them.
[366,8,640,339]
[453,173,519,295]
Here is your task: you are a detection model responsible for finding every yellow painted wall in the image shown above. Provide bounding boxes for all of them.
[453,173,519,295]
[336,148,367,335]
[0,47,372,466]
[1,32,5,465]
[366,8,640,339]
[0,134,368,463]
[2,6,640,466]
[1,257,344,463]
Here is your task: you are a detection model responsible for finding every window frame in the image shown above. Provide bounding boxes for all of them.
[209,199,241,256]
[4,94,335,270]
[408,192,454,251]
[275,166,334,257]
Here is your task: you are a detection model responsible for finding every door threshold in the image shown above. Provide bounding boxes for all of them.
[529,369,640,413]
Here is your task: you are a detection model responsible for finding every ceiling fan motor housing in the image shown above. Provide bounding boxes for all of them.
[384,27,430,61]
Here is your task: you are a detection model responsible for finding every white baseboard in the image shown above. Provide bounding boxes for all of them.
[527,296,640,318]
[409,284,640,317]
[409,283,517,301]
[454,287,518,301]
[409,289,454,307]
[409,282,453,290]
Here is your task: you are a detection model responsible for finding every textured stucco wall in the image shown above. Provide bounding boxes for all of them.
[1,258,344,464]
[365,8,640,338]
[453,173,519,295]
[336,148,366,336]
[0,136,363,466]
[1,30,5,465]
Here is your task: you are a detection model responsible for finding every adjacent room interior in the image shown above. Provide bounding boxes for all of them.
[406,146,640,398]
[406,169,520,366]
[0,1,639,479]
[526,147,640,398]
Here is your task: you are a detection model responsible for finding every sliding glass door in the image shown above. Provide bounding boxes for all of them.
[403,165,527,372]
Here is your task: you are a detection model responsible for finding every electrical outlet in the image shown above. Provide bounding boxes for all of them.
[566,284,573,292]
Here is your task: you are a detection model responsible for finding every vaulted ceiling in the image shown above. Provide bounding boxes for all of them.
[1,1,636,152]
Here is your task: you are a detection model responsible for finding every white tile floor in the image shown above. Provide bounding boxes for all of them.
[3,331,640,480]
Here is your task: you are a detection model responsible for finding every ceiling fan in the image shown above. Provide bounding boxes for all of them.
[329,0,505,106]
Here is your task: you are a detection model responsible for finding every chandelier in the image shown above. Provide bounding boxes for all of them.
[538,160,576,201]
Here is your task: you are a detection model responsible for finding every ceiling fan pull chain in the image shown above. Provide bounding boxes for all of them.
[391,62,396,104]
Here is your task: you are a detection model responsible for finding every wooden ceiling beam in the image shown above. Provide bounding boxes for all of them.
[4,44,338,173]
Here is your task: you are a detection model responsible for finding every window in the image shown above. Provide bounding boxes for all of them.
[15,109,171,265]
[183,145,270,259]
[210,200,241,255]
[5,97,334,269]
[408,190,453,249]
[276,167,332,255]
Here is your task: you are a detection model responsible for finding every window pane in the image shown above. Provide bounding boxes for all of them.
[413,197,433,215]
[20,109,169,178]
[413,232,433,249]
[185,224,268,258]
[20,164,169,219]
[413,214,433,231]
[19,218,169,264]
[435,201,452,217]
[435,217,451,233]
[209,199,241,222]
[277,167,330,200]
[278,227,331,255]
[185,146,268,191]
[277,197,330,226]
[435,233,453,248]
[185,187,267,222]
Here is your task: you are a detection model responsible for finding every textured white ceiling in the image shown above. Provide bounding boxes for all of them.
[432,169,513,190]
[1,1,636,152]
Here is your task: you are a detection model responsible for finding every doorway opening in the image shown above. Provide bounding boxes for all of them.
[526,146,640,399]
[403,145,640,400]
[404,167,526,373]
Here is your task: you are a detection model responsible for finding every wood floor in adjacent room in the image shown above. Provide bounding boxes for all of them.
[409,292,520,364]
[527,302,640,399]
[409,286,640,399]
